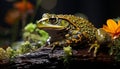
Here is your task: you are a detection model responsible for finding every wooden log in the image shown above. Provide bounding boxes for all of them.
[2,46,119,69]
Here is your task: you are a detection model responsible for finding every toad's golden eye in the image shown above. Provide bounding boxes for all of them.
[49,18,57,25]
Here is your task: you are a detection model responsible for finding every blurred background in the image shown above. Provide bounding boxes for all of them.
[0,0,120,46]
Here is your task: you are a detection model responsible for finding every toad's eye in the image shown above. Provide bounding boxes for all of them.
[49,18,57,24]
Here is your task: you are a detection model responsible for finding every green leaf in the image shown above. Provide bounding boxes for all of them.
[24,23,36,32]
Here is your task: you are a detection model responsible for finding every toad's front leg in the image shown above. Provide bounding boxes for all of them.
[49,30,84,52]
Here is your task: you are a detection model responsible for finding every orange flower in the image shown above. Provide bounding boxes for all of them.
[102,19,120,39]
[5,9,20,25]
[14,1,34,13]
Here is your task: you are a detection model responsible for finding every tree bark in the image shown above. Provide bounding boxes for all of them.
[2,46,119,69]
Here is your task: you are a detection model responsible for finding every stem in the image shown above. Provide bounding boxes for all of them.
[21,0,27,35]
[30,0,41,22]
[11,21,19,43]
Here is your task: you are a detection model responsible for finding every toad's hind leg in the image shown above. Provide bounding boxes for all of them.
[88,41,100,57]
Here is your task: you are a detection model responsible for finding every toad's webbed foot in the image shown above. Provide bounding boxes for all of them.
[88,41,100,57]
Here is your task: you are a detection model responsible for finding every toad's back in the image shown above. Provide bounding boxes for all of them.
[57,14,97,42]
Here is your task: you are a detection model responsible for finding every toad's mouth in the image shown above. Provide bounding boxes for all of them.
[37,24,64,30]
[37,18,65,30]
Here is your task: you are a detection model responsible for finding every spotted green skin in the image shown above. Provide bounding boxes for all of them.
[37,13,111,57]
[57,14,97,42]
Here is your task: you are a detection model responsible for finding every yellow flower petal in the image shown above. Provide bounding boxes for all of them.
[102,25,112,33]
[102,19,120,39]
[116,29,120,34]
[117,20,120,28]
[116,20,120,33]
[107,19,117,33]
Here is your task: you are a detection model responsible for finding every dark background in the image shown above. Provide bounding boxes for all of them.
[0,0,120,28]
